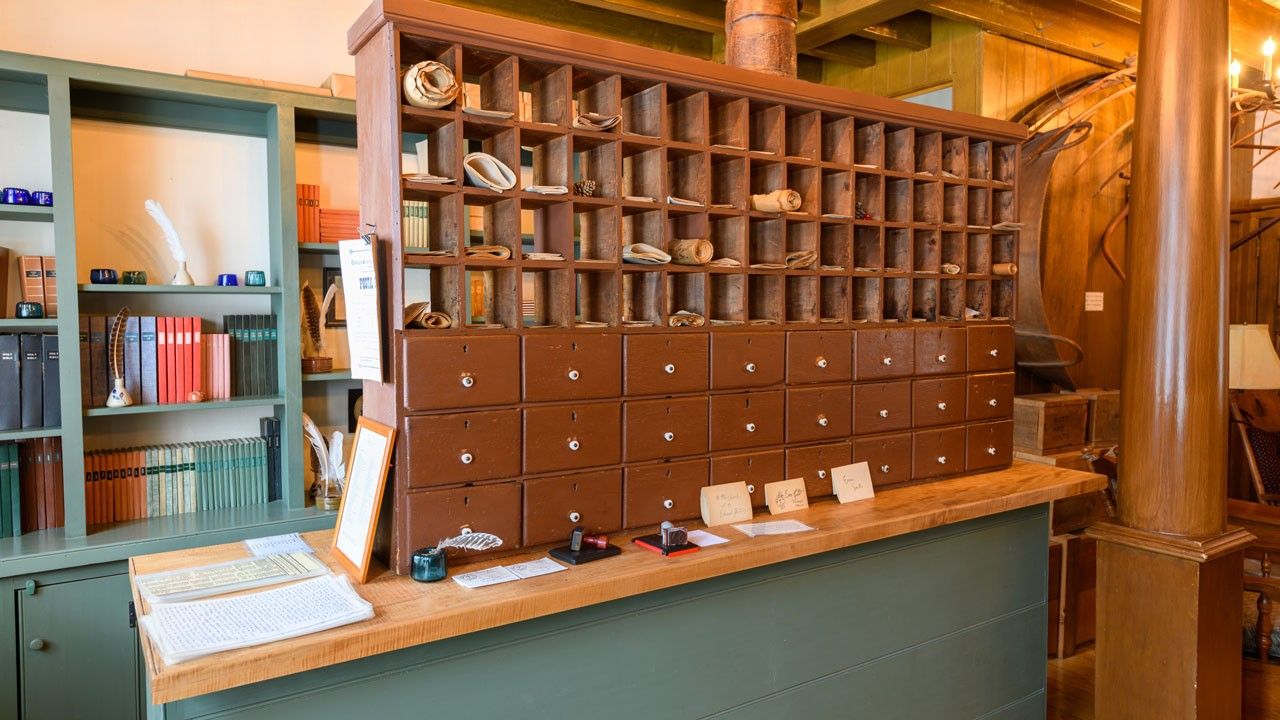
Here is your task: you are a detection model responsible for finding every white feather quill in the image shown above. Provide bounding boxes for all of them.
[327,430,345,490]
[437,532,504,552]
[144,199,187,263]
[302,413,330,481]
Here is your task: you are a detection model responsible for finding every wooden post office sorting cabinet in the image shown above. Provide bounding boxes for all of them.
[352,1,1024,572]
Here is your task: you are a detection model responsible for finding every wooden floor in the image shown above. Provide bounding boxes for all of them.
[1047,646,1095,720]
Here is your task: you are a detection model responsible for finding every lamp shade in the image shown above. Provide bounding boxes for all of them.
[1229,324,1280,389]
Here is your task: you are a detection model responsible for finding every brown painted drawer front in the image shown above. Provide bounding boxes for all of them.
[623,396,709,462]
[523,401,621,474]
[967,420,1014,471]
[911,377,967,428]
[786,442,852,498]
[402,335,520,411]
[522,333,621,402]
[853,434,913,487]
[709,391,785,451]
[522,469,622,546]
[852,381,912,434]
[404,410,521,489]
[967,324,1015,372]
[405,482,522,553]
[624,333,709,396]
[623,459,708,527]
[914,327,967,376]
[786,330,853,384]
[913,427,967,479]
[967,372,1015,422]
[710,450,783,507]
[855,328,915,380]
[786,385,853,443]
[711,332,785,389]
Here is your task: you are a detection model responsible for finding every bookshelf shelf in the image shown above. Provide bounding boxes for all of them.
[0,427,62,442]
[0,318,58,330]
[302,370,354,382]
[0,205,54,222]
[78,284,283,295]
[83,396,285,417]
[298,243,340,254]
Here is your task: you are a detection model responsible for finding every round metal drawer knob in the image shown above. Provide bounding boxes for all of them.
[937,401,947,411]
[567,369,580,381]
[987,446,998,456]
[663,431,675,442]
[989,348,999,357]
[460,374,475,388]
[937,353,948,363]
[817,470,827,479]
[988,398,998,407]
[459,452,474,465]
[663,499,674,509]
[747,484,756,494]
[745,362,757,373]
[878,409,889,418]
[882,356,893,366]
[568,439,581,451]
[816,357,829,368]
[664,363,676,374]
[879,464,891,474]
[28,638,44,651]
[937,456,948,465]
[817,415,829,427]
[568,511,581,522]
[745,422,757,432]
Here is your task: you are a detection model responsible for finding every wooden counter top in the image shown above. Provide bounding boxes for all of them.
[132,461,1105,704]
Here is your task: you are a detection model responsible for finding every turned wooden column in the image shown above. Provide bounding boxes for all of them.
[1090,0,1252,717]
[724,0,798,78]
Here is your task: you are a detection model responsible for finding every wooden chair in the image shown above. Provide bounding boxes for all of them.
[1229,500,1280,716]
[1232,397,1280,505]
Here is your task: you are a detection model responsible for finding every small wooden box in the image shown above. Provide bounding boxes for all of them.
[1013,393,1088,454]
[1064,387,1120,445]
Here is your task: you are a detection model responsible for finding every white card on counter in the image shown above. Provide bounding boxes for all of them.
[452,566,520,589]
[686,530,730,547]
[244,533,312,557]
[732,520,815,537]
[507,558,567,579]
[832,462,875,504]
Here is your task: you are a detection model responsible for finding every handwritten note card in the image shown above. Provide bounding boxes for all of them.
[700,481,754,527]
[244,533,312,557]
[452,566,521,589]
[764,478,809,515]
[832,462,875,504]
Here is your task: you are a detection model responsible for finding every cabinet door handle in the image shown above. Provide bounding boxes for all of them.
[745,422,757,432]
[879,464,891,474]
[937,455,948,465]
[817,415,829,427]
[663,431,675,442]
[987,446,998,456]
[460,374,475,388]
[567,369,580,381]
[663,499,674,509]
[936,353,948,363]
[568,439,581,451]
[816,356,828,368]
[878,409,889,418]
[663,363,676,374]
[817,470,827,479]
[459,451,474,465]
[989,348,999,357]
[744,362,757,373]
[746,484,756,494]
[937,401,947,411]
[27,638,45,651]
[988,398,998,407]
[568,511,581,522]
[882,356,893,366]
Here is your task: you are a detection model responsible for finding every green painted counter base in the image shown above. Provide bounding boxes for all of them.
[150,504,1049,720]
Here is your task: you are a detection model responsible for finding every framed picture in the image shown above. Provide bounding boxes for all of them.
[323,266,347,327]
[331,417,396,583]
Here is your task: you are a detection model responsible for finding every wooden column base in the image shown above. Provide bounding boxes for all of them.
[1088,521,1254,719]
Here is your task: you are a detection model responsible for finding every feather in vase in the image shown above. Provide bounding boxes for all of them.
[144,199,186,262]
[437,532,504,553]
[302,412,330,479]
[327,430,346,491]
[301,281,324,357]
[109,307,131,382]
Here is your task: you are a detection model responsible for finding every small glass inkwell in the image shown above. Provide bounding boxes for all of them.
[411,528,504,582]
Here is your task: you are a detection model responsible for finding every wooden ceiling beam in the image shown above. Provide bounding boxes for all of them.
[797,0,927,51]
[855,11,931,50]
[804,36,878,66]
[565,0,726,34]
[924,0,1139,68]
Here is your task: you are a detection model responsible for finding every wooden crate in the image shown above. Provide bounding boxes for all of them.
[1013,393,1088,454]
[1064,387,1119,445]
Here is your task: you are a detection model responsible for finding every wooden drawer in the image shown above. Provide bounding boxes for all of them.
[709,390,784,451]
[967,372,1015,421]
[786,442,852,498]
[523,401,621,474]
[405,482,522,553]
[522,333,621,402]
[710,332,785,389]
[710,450,783,507]
[786,385,853,443]
[623,459,708,527]
[522,469,622,546]
[852,380,912,434]
[624,333,709,396]
[967,420,1014,471]
[967,324,1014,372]
[402,335,520,411]
[914,327,967,376]
[913,427,967,479]
[911,377,967,428]
[404,410,520,489]
[786,330,853,384]
[855,328,914,380]
[623,396,709,462]
[853,433,913,487]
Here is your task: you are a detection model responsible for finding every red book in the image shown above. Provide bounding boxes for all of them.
[176,317,190,403]
[156,318,169,404]
[164,317,177,404]
[191,317,203,399]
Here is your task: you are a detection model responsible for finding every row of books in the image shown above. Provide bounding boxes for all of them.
[0,438,64,536]
[0,334,59,430]
[80,314,277,409]
[403,200,432,248]
[18,255,57,317]
[296,183,360,243]
[85,419,280,525]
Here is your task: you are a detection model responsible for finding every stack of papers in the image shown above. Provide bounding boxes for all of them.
[139,574,374,665]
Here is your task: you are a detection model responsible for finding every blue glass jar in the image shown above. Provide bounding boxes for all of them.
[410,547,447,582]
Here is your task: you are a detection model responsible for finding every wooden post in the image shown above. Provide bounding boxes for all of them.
[1089,0,1253,717]
[724,0,798,78]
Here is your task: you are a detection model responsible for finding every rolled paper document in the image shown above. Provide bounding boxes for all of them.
[785,250,818,269]
[404,302,452,329]
[623,243,672,264]
[465,245,512,260]
[523,252,565,261]
[462,152,518,191]
[709,318,744,326]
[750,189,802,213]
[573,112,621,131]
[750,262,787,270]
[669,238,714,265]
[992,262,1019,276]
[624,195,657,203]
[941,263,961,275]
[667,195,704,207]
[402,61,459,109]
[708,257,742,267]
[402,173,456,184]
[523,185,569,195]
[668,310,706,328]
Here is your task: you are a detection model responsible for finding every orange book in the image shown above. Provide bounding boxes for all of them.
[41,256,57,318]
[191,317,203,399]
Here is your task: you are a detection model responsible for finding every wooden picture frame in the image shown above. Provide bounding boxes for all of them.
[331,416,396,583]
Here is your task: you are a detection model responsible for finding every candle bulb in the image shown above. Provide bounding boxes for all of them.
[1266,38,1277,84]
[1231,59,1242,89]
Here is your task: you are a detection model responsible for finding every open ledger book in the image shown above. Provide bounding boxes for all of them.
[139,574,374,665]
